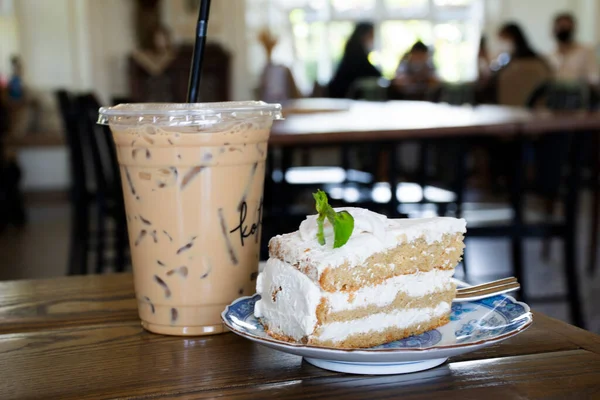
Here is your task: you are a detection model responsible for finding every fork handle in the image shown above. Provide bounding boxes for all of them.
[454,283,520,302]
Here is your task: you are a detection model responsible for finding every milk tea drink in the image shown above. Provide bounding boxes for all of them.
[98,102,281,335]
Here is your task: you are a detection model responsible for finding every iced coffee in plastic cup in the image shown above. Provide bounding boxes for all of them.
[98,102,282,335]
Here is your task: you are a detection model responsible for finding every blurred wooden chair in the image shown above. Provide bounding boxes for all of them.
[457,81,593,327]
[522,81,593,325]
[427,82,477,189]
[528,81,600,278]
[527,81,594,263]
[56,91,129,274]
[77,94,128,274]
[56,90,91,274]
[0,93,26,230]
[429,82,476,106]
[346,77,391,189]
[498,59,552,107]
[346,77,389,101]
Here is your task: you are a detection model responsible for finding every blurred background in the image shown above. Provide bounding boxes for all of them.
[1,0,600,332]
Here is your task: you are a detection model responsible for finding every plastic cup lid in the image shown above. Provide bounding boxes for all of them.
[97,101,283,126]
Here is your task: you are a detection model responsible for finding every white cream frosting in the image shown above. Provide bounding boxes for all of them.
[254,258,322,340]
[273,208,466,280]
[317,302,450,342]
[299,207,388,242]
[255,258,454,341]
[327,268,454,312]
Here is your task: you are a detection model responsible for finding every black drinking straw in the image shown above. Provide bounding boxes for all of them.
[187,0,212,103]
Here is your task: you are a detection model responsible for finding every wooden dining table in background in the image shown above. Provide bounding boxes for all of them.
[0,273,599,399]
[271,100,600,145]
[272,100,530,145]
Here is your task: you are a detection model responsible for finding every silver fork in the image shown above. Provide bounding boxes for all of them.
[454,277,520,302]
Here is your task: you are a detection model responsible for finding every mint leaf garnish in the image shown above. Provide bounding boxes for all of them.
[333,210,354,248]
[312,190,354,248]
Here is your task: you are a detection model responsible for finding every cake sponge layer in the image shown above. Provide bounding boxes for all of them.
[268,213,466,289]
[317,232,464,292]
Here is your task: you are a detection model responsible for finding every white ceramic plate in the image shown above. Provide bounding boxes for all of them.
[222,293,532,375]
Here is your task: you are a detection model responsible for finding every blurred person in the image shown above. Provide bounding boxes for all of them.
[476,35,498,103]
[392,41,438,100]
[494,23,551,106]
[548,13,599,85]
[477,36,491,83]
[3,55,40,135]
[497,23,542,62]
[7,56,24,101]
[328,22,380,98]
[0,79,26,228]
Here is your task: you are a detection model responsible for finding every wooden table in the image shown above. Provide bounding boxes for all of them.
[271,101,534,146]
[271,100,600,145]
[1,273,599,399]
[2,131,65,148]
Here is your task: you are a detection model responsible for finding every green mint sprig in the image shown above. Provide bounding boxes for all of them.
[312,190,354,248]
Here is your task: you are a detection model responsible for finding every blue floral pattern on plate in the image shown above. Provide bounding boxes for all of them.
[374,330,443,349]
[223,292,531,352]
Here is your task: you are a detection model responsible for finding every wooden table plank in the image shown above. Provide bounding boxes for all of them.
[521,110,600,134]
[0,314,598,400]
[531,312,600,355]
[270,100,600,146]
[3,132,65,148]
[156,350,600,400]
[270,101,530,146]
[0,273,137,333]
[0,323,337,400]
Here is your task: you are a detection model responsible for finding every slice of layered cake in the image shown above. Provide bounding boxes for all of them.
[254,192,466,349]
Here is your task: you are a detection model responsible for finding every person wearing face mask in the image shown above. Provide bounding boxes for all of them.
[328,22,381,98]
[548,13,599,85]
[497,23,541,62]
[392,41,438,100]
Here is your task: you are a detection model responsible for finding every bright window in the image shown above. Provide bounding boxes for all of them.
[247,0,482,93]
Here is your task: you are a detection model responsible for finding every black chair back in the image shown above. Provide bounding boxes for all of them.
[76,94,128,273]
[56,90,94,274]
[527,80,598,111]
[57,91,87,201]
[57,91,129,274]
[76,94,122,202]
[429,83,475,105]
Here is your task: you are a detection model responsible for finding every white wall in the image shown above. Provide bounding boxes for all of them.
[86,0,136,103]
[14,0,251,104]
[0,9,20,80]
[13,0,94,131]
[15,0,75,89]
[18,148,69,191]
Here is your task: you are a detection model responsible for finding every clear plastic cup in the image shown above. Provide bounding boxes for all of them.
[98,102,282,335]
